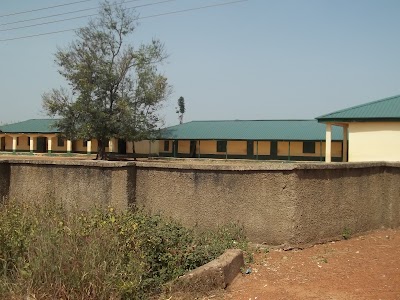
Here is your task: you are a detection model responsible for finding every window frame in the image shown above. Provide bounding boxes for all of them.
[57,137,65,147]
[163,140,169,152]
[303,141,316,154]
[216,140,227,153]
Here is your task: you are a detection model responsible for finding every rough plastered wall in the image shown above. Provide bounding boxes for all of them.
[135,162,299,244]
[135,161,400,245]
[1,159,400,246]
[291,164,400,246]
[6,160,135,211]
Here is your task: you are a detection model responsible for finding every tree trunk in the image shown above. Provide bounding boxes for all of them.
[96,139,107,160]
[132,141,137,161]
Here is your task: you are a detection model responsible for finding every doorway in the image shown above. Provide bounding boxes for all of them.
[270,141,278,159]
[190,140,196,158]
[118,139,127,154]
[247,140,254,159]
[37,137,47,153]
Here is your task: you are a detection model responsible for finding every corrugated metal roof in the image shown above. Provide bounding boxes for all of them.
[0,119,59,133]
[161,120,343,141]
[317,94,400,121]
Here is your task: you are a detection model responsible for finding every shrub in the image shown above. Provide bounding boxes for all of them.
[0,200,247,299]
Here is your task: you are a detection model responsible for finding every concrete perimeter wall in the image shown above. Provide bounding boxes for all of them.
[0,159,399,246]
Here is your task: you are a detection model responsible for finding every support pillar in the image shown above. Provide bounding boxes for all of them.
[198,140,201,158]
[342,125,348,162]
[256,141,259,160]
[108,139,114,153]
[0,136,2,152]
[149,140,152,157]
[30,136,35,154]
[67,140,72,154]
[12,136,17,154]
[47,137,52,154]
[325,123,332,163]
[87,140,92,155]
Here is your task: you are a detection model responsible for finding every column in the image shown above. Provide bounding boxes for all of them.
[0,136,2,152]
[12,136,17,154]
[325,123,332,163]
[67,140,72,154]
[47,137,52,154]
[343,125,348,162]
[87,140,92,155]
[149,140,152,157]
[30,136,35,153]
[108,139,114,153]
[198,140,201,158]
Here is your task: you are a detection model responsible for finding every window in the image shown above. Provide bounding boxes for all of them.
[57,137,64,147]
[303,141,315,154]
[163,140,169,151]
[16,137,19,146]
[27,136,30,146]
[217,140,227,153]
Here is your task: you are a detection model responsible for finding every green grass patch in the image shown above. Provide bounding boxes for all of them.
[0,200,248,299]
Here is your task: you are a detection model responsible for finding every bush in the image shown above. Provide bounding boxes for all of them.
[0,200,247,299]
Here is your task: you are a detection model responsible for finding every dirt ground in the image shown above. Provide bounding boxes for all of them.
[224,228,400,300]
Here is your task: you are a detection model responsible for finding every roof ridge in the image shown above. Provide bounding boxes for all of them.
[317,94,400,119]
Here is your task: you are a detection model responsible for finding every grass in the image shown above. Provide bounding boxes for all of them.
[0,199,248,300]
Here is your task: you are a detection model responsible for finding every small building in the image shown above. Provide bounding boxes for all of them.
[0,119,158,156]
[317,94,400,162]
[159,120,344,161]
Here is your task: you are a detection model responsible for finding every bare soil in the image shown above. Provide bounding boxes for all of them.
[225,228,400,300]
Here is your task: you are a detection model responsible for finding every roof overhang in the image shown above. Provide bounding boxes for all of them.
[317,118,400,123]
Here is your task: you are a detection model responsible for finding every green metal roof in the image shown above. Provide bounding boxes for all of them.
[161,120,342,141]
[0,119,59,134]
[317,94,400,122]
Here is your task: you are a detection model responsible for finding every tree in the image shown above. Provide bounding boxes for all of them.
[176,96,185,124]
[42,1,170,160]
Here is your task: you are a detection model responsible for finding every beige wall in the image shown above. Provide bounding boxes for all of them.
[1,159,400,245]
[254,141,271,155]
[159,140,172,153]
[199,140,219,155]
[50,136,68,152]
[278,141,342,158]
[158,140,342,159]
[127,140,159,154]
[227,141,247,155]
[349,122,400,162]
[178,140,190,154]
[0,135,160,155]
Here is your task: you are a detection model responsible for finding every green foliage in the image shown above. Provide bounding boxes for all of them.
[42,1,171,159]
[0,200,247,299]
[342,227,352,240]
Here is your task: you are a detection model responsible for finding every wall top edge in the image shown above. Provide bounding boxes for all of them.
[1,158,399,171]
[0,159,136,168]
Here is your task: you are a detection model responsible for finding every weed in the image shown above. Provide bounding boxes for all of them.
[0,200,248,299]
[342,227,352,240]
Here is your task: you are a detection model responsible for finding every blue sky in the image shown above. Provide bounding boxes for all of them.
[1,0,400,126]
